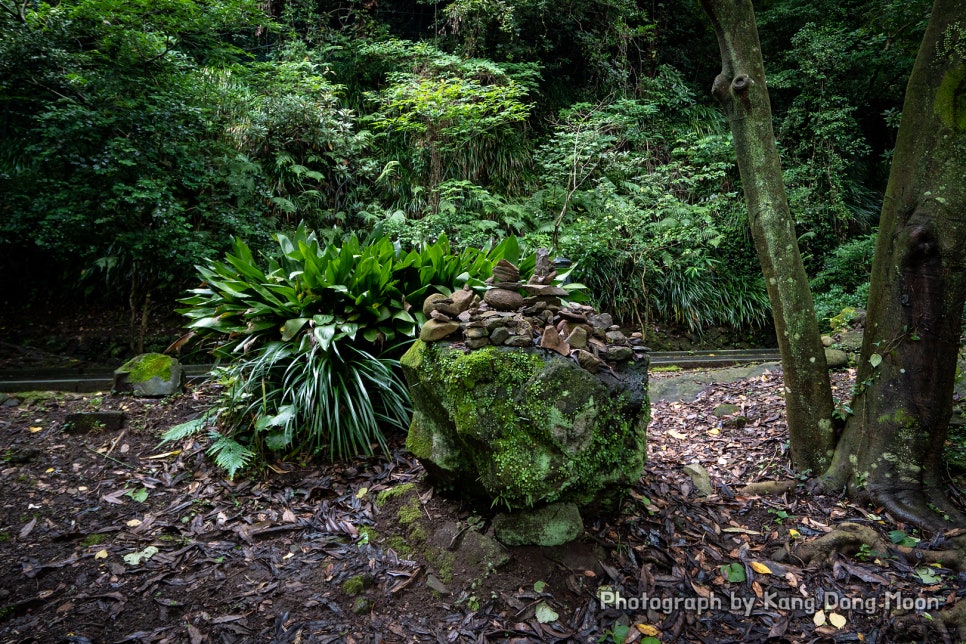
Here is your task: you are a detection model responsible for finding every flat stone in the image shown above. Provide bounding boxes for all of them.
[493,503,583,546]
[450,288,476,313]
[425,574,451,596]
[539,326,570,356]
[464,326,489,339]
[607,346,633,362]
[465,337,489,349]
[504,335,534,347]
[420,320,461,342]
[429,310,452,322]
[492,259,521,283]
[557,309,588,323]
[521,284,568,296]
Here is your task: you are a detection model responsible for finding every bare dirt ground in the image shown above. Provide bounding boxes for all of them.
[1,364,965,643]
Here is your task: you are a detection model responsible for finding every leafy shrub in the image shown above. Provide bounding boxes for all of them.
[169,225,574,476]
[810,233,875,325]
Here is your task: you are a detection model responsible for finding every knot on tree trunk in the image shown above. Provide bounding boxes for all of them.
[731,73,754,93]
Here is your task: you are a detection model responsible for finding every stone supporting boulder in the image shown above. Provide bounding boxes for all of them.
[401,341,649,512]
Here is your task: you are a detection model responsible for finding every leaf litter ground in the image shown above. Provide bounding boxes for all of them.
[1,366,964,643]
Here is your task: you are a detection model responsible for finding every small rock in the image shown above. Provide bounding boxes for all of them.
[420,320,461,342]
[820,335,833,347]
[540,326,570,356]
[493,502,583,546]
[521,284,568,296]
[490,327,511,345]
[450,288,476,313]
[607,346,633,362]
[557,309,588,323]
[605,329,628,344]
[465,337,490,349]
[683,463,714,497]
[423,293,447,318]
[505,335,535,347]
[575,349,603,373]
[1,395,19,407]
[564,326,588,349]
[824,348,849,369]
[484,288,524,311]
[429,310,453,322]
[464,326,489,339]
[588,313,613,329]
[425,574,451,596]
[492,259,521,283]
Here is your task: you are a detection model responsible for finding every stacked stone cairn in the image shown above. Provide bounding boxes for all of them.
[417,249,647,372]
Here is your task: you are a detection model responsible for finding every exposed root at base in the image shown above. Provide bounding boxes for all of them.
[737,480,797,496]
[792,522,966,571]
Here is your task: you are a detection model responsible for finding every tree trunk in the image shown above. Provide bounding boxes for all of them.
[700,0,835,473]
[822,0,966,530]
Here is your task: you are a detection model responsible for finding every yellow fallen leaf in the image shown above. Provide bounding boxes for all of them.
[29,426,43,433]
[356,487,368,499]
[143,450,181,460]
[788,529,801,539]
[750,561,772,575]
[813,610,827,627]
[667,430,687,440]
[636,624,660,636]
[126,519,142,527]
[708,428,720,435]
[829,612,847,628]
[46,468,55,474]
[94,550,108,560]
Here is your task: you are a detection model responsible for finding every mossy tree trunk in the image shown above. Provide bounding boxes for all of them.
[821,0,966,530]
[700,0,836,474]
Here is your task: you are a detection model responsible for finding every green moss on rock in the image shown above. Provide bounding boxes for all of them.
[401,341,649,510]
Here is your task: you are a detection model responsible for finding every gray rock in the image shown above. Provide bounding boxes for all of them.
[824,348,850,369]
[493,503,584,546]
[504,335,534,347]
[490,327,510,345]
[113,353,184,397]
[607,346,633,362]
[683,463,714,497]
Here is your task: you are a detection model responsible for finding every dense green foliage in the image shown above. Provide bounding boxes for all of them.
[2,0,928,332]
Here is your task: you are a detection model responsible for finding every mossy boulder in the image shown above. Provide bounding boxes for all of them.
[113,353,184,397]
[401,341,649,511]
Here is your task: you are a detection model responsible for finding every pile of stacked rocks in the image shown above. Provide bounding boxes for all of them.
[417,249,647,373]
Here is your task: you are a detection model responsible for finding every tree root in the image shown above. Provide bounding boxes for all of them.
[792,522,966,571]
[737,480,798,496]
